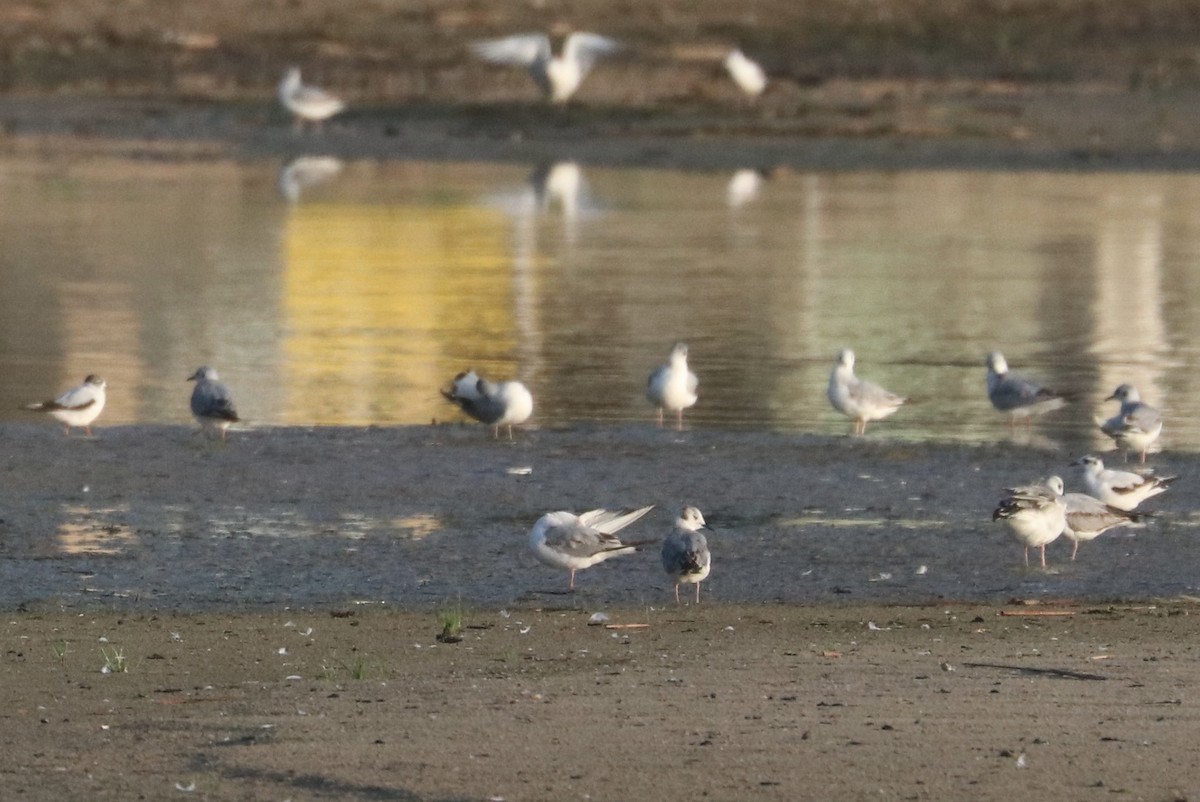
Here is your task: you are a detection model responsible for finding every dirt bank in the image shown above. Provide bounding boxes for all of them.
[4,602,1199,801]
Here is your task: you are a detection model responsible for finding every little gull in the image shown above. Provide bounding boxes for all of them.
[1072,454,1175,512]
[278,67,345,132]
[1097,384,1162,464]
[992,476,1067,568]
[21,375,107,436]
[646,342,698,431]
[986,351,1067,426]
[441,370,533,440]
[528,506,656,590]
[661,506,712,604]
[471,32,621,103]
[1061,492,1145,561]
[188,366,240,441]
[827,349,906,435]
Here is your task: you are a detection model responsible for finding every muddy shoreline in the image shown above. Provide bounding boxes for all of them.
[5,602,1200,801]
[2,424,1195,614]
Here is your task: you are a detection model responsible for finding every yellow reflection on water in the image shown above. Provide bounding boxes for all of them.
[56,505,137,555]
[392,514,442,540]
[281,202,520,425]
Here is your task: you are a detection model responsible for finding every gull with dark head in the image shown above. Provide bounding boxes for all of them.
[992,476,1067,568]
[471,32,621,103]
[188,366,240,441]
[661,506,712,604]
[1072,454,1175,511]
[528,506,656,590]
[441,370,533,440]
[21,375,107,436]
[646,342,698,431]
[828,349,906,435]
[278,67,345,132]
[1061,492,1145,561]
[1097,384,1162,464]
[986,351,1067,426]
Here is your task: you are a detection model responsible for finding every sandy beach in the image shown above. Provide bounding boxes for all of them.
[5,0,1200,798]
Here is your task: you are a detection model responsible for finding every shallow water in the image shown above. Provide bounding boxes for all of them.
[3,157,1200,452]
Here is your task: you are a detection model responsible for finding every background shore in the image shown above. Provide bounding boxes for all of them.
[5,1,1200,169]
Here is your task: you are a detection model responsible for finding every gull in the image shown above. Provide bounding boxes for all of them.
[992,476,1067,568]
[187,366,240,441]
[470,32,621,103]
[1061,492,1145,561]
[827,349,906,435]
[1097,384,1162,464]
[727,168,763,208]
[528,506,656,590]
[278,156,343,203]
[661,506,712,604]
[278,67,345,131]
[441,370,534,440]
[646,342,698,431]
[724,49,768,98]
[21,375,107,436]
[1072,454,1175,512]
[985,351,1067,426]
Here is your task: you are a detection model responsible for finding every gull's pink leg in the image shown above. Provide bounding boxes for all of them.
[1039,545,1047,568]
[1070,540,1079,561]
[1023,546,1029,567]
[656,408,664,428]
[695,582,701,604]
[674,583,680,604]
[569,569,576,590]
[675,409,683,432]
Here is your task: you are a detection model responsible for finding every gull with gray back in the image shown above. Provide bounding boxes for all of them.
[1097,384,1162,464]
[188,366,240,441]
[528,506,656,590]
[661,506,712,604]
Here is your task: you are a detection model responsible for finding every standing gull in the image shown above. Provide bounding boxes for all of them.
[992,476,1067,568]
[661,506,712,604]
[187,366,240,441]
[646,342,699,431]
[21,375,107,436]
[827,349,906,435]
[441,370,534,440]
[528,506,656,590]
[1097,384,1162,464]
[471,32,621,103]
[985,351,1067,426]
[1062,492,1145,561]
[724,49,768,98]
[1072,454,1175,511]
[278,67,345,132]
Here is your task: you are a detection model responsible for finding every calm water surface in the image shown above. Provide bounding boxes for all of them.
[4,156,1200,450]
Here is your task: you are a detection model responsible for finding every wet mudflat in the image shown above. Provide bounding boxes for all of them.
[1,423,1196,611]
